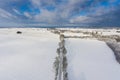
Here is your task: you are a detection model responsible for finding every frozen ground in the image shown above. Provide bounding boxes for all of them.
[66,39,120,80]
[0,28,59,80]
[0,28,120,80]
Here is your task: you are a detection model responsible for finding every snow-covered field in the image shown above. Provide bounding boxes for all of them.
[0,28,59,80]
[66,39,120,80]
[0,28,120,80]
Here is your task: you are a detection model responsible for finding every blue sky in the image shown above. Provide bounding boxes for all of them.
[0,0,120,27]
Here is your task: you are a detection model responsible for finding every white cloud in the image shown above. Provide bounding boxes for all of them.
[69,0,85,5]
[30,0,55,7]
[70,16,89,23]
[70,15,102,24]
[30,0,41,7]
[24,12,32,19]
[25,0,120,26]
[30,0,101,23]
[34,9,57,23]
[13,9,21,15]
[0,8,16,19]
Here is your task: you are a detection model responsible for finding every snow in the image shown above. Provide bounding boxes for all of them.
[63,32,91,37]
[102,31,120,36]
[0,28,120,80]
[58,28,120,36]
[0,28,59,80]
[66,39,120,80]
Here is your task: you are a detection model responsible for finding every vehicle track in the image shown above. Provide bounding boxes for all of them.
[54,34,68,80]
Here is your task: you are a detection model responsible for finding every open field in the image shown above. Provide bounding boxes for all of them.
[0,28,120,80]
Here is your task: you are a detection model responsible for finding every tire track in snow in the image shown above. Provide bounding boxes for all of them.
[54,34,68,80]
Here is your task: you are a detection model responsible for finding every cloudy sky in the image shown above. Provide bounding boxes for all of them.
[0,0,120,27]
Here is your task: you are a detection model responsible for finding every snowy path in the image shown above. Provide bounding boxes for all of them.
[66,39,120,80]
[55,34,68,80]
[0,29,59,80]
